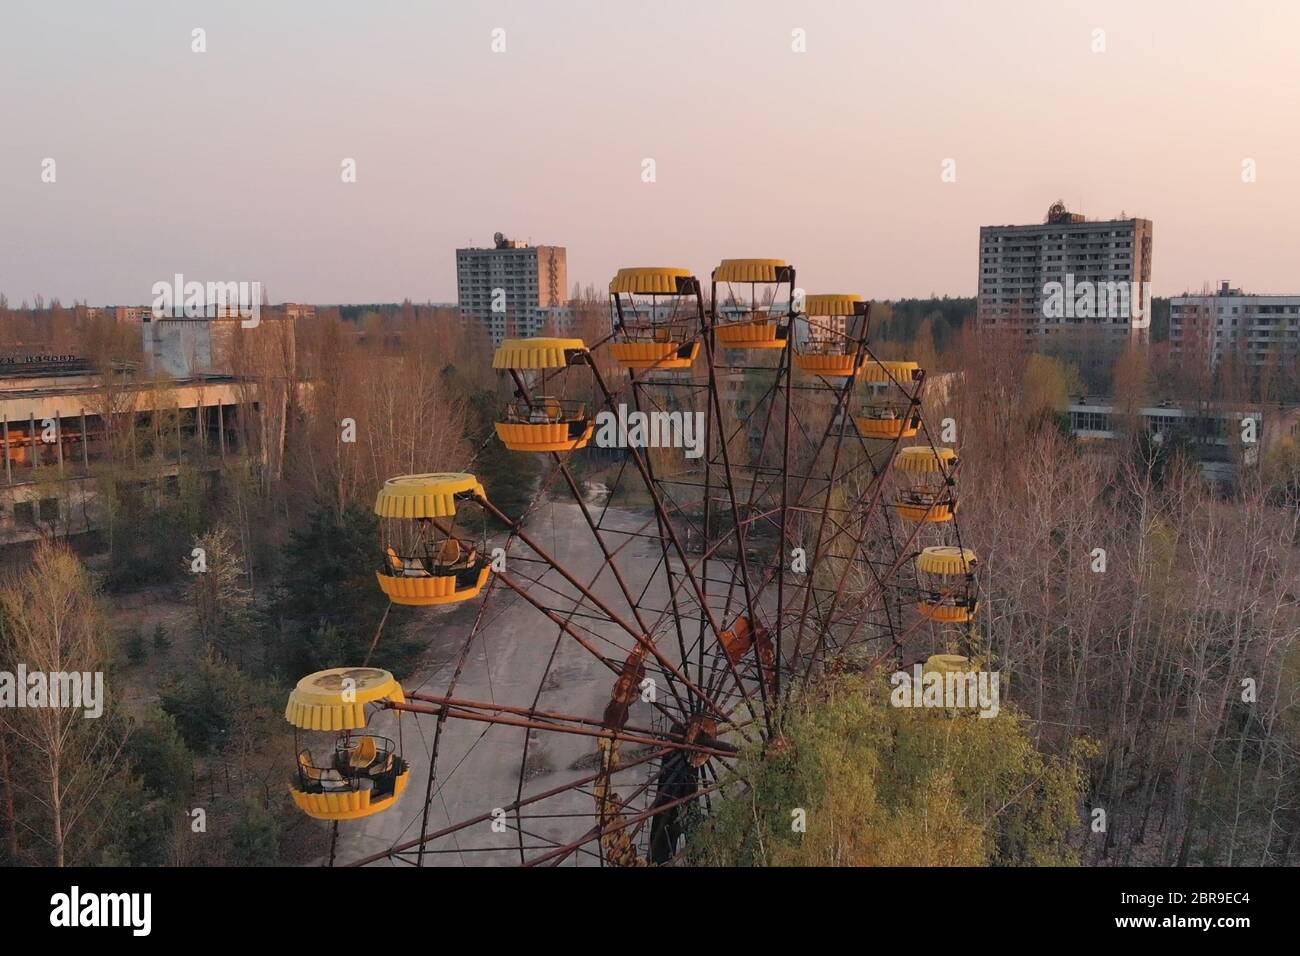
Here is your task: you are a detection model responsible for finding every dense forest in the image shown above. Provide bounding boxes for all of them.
[0,296,1297,866]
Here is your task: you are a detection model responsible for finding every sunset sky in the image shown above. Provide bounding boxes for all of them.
[3,0,1298,306]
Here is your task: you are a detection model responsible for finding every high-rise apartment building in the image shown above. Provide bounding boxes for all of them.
[1170,282,1300,371]
[977,202,1153,359]
[456,232,568,344]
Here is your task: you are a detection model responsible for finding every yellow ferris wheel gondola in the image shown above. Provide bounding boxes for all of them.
[285,667,410,821]
[892,445,959,522]
[711,258,794,349]
[914,546,979,622]
[855,410,920,439]
[855,360,923,438]
[608,267,702,369]
[492,338,595,452]
[859,359,922,386]
[794,294,867,377]
[373,473,492,605]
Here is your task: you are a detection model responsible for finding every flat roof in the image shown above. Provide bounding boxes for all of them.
[0,373,243,402]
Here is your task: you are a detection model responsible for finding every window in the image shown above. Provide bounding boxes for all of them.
[1073,411,1110,432]
[39,498,59,522]
[14,501,34,525]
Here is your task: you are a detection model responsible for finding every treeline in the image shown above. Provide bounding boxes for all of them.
[870,293,1300,404]
[0,304,517,865]
[2,297,1297,866]
[702,325,1299,866]
[870,296,976,358]
[950,327,1300,864]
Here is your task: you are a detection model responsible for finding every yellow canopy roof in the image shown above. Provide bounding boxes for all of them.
[922,654,979,675]
[609,267,693,295]
[493,337,587,370]
[859,359,920,384]
[713,258,788,283]
[804,293,864,316]
[375,473,484,518]
[285,667,405,731]
[916,546,978,576]
[894,446,957,474]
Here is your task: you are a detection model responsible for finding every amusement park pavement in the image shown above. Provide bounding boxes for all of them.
[332,500,677,867]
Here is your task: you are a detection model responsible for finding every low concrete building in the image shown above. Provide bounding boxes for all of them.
[1066,397,1300,484]
[0,345,280,546]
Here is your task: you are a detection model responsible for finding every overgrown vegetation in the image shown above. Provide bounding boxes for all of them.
[690,674,1094,866]
[1,295,1297,867]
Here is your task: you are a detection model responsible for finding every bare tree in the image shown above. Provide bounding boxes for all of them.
[0,543,128,866]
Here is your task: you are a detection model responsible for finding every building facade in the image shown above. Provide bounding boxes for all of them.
[1170,282,1300,371]
[1067,398,1299,485]
[0,358,269,544]
[456,233,568,344]
[0,309,301,546]
[978,202,1153,364]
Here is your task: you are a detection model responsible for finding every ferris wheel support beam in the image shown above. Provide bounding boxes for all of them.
[521,779,727,868]
[771,335,937,680]
[645,336,878,696]
[702,310,800,707]
[344,746,677,866]
[793,495,939,691]
[389,699,739,759]
[794,407,922,667]
[774,313,794,704]
[695,356,860,707]
[690,384,911,715]
[403,690,750,752]
[489,560,694,722]
[415,567,503,867]
[415,508,712,732]
[689,347,873,708]
[780,332,925,676]
[498,436,675,867]
[578,328,770,728]
[782,318,873,679]
[785,447,909,676]
[505,366,662,648]
[628,375,704,722]
[699,330,777,734]
[472,501,748,734]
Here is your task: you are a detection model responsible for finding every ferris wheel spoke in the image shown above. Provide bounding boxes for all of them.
[411,565,512,867]
[391,701,737,763]
[780,418,915,671]
[629,379,711,694]
[522,778,728,868]
[344,745,678,866]
[318,262,979,867]
[476,496,753,728]
[582,359,771,728]
[487,568,706,722]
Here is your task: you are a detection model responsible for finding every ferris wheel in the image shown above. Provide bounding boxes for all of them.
[282,259,981,866]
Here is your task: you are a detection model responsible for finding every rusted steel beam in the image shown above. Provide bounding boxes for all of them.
[344,747,674,866]
[522,780,725,868]
[388,700,738,759]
